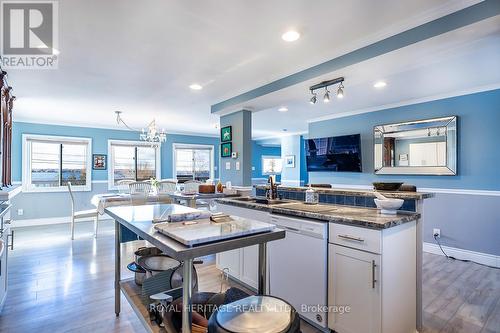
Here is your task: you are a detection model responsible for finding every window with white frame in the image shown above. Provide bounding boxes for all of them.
[173,144,214,183]
[108,140,161,189]
[22,135,92,192]
[262,156,282,175]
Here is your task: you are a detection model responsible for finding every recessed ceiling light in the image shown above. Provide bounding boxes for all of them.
[282,30,300,42]
[189,83,203,90]
[278,106,288,112]
[373,81,387,88]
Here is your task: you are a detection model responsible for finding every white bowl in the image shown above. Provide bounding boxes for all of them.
[374,198,404,215]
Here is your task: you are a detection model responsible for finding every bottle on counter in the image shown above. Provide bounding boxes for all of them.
[216,181,223,193]
[305,185,319,204]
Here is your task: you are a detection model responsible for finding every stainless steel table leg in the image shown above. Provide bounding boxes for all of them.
[188,198,197,208]
[258,242,267,295]
[115,220,121,316]
[182,259,193,333]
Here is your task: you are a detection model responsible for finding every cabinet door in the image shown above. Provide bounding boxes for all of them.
[216,204,268,285]
[328,244,381,333]
[0,230,8,309]
[240,245,258,289]
[216,249,241,279]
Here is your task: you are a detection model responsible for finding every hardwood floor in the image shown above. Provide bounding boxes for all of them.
[0,220,498,333]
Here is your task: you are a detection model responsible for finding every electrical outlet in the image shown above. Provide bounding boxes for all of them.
[17,209,24,216]
[433,228,441,238]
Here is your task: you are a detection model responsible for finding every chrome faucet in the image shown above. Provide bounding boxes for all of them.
[267,176,278,200]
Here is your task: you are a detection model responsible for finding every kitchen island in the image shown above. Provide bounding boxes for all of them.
[216,197,422,333]
[105,203,285,333]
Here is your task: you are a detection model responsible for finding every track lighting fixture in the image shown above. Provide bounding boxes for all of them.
[337,82,344,99]
[308,77,345,104]
[323,88,330,103]
[309,91,317,104]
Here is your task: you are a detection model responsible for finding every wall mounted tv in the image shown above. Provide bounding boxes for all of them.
[305,134,362,172]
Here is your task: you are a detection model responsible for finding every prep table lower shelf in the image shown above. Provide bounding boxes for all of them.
[120,278,163,333]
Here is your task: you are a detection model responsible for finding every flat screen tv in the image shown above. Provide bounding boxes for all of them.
[306,134,362,172]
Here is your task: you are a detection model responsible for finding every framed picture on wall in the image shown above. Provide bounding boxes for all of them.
[92,154,107,170]
[285,155,295,168]
[221,142,232,158]
[220,126,232,142]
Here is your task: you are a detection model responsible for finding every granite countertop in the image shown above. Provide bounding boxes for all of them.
[254,185,434,200]
[216,198,420,230]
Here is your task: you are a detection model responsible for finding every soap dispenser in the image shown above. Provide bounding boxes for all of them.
[305,185,318,205]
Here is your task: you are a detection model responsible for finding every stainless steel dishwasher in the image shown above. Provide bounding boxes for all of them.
[268,214,328,330]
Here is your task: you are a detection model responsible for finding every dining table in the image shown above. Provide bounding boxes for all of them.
[91,191,239,214]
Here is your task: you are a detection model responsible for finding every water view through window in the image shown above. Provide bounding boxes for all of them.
[30,141,88,187]
[111,143,157,185]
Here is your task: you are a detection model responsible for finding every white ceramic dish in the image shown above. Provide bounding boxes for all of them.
[374,198,404,215]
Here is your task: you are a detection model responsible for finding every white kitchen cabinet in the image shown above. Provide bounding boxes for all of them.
[328,221,416,333]
[215,204,268,289]
[0,219,10,310]
[239,245,259,287]
[217,248,240,278]
[329,244,381,333]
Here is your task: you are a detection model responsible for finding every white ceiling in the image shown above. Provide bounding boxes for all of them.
[9,0,487,138]
[250,16,500,138]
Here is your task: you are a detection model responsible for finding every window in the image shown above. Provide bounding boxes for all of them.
[173,144,214,183]
[262,156,282,175]
[108,140,161,189]
[22,135,92,192]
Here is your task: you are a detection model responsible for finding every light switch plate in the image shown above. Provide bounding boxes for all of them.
[225,162,231,170]
[236,162,240,170]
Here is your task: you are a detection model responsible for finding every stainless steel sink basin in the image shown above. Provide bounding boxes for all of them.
[232,197,291,205]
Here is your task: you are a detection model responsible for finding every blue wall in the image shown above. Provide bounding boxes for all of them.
[252,142,281,180]
[12,122,220,182]
[308,89,500,190]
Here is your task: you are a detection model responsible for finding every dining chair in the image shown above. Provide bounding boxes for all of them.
[68,182,100,240]
[129,181,152,205]
[183,180,212,209]
[157,180,177,194]
[183,180,202,194]
[117,179,135,194]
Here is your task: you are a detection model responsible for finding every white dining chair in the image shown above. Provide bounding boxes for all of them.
[117,179,135,194]
[183,180,202,194]
[129,181,152,205]
[157,180,177,194]
[68,182,99,240]
[183,180,211,208]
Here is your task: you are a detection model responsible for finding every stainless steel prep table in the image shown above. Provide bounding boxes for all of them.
[105,203,285,333]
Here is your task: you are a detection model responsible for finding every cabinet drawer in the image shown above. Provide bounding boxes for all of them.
[329,223,381,254]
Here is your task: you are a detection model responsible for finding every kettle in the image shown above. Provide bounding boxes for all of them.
[305,185,319,204]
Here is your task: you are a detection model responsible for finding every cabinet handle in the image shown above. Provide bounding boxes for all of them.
[372,260,377,289]
[284,226,300,232]
[338,234,365,242]
[7,230,14,250]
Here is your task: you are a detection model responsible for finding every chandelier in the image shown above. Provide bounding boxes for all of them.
[115,111,166,146]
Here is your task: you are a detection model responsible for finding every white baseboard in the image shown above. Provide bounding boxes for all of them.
[12,215,112,228]
[423,242,499,268]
